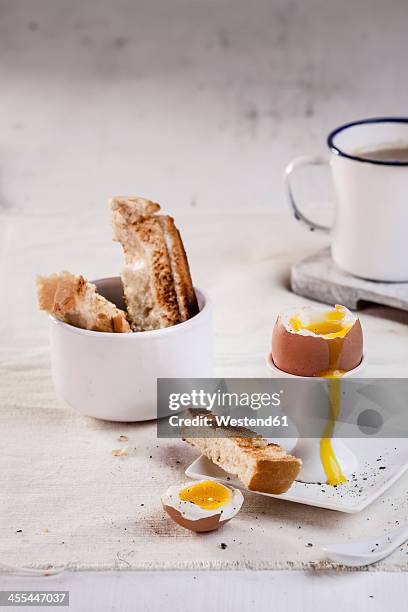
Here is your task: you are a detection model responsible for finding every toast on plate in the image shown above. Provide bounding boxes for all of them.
[183,412,301,494]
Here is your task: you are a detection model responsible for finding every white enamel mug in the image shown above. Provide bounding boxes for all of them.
[49,277,213,422]
[284,117,408,281]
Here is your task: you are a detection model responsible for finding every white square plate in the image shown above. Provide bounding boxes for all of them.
[185,438,408,513]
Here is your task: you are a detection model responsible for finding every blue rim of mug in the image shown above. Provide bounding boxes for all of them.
[327,117,408,166]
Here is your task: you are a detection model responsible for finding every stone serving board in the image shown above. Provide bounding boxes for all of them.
[291,248,408,311]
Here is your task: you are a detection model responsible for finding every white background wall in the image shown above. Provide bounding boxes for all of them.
[1,0,407,215]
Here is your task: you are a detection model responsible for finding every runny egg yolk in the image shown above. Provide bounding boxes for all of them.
[290,305,355,486]
[179,481,231,510]
[289,304,352,340]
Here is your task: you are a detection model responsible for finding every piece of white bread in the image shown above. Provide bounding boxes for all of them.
[110,196,199,331]
[183,413,301,495]
[36,271,131,333]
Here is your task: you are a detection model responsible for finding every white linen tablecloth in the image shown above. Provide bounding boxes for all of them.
[1,207,408,571]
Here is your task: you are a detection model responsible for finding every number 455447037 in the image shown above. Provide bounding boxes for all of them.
[0,591,69,606]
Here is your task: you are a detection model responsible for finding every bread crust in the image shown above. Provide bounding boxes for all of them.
[110,196,199,331]
[183,413,301,495]
[36,271,131,333]
[158,216,199,321]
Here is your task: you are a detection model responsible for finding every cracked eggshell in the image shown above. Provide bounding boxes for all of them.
[271,306,363,376]
[161,481,244,533]
[162,504,231,533]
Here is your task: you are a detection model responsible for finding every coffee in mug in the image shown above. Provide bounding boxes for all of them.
[284,117,408,282]
[353,146,408,163]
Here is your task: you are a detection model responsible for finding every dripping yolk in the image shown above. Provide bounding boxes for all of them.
[290,305,352,339]
[289,305,355,486]
[179,481,231,510]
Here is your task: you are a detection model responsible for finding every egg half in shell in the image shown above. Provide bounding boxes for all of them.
[162,480,244,532]
[272,304,363,377]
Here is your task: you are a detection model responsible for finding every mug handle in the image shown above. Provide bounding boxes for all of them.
[284,155,331,233]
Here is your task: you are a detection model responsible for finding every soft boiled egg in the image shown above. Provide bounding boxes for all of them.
[271,304,363,377]
[161,480,244,532]
[271,303,364,487]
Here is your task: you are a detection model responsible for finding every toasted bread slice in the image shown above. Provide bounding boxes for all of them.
[183,413,301,495]
[110,196,199,331]
[36,271,131,333]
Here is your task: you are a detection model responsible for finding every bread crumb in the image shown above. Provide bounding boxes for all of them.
[112,448,128,457]
[118,435,129,443]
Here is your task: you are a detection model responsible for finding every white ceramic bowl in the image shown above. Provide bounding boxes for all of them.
[49,277,213,422]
